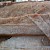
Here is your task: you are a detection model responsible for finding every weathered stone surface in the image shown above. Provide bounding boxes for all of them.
[0,48,50,50]
[0,25,43,35]
[0,36,50,50]
[0,36,46,48]
[0,1,50,17]
[0,1,50,50]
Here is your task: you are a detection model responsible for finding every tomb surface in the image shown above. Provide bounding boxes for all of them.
[0,1,50,50]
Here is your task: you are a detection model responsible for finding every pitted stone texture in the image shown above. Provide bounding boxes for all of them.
[0,36,44,49]
[0,25,43,34]
[0,36,50,50]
